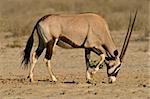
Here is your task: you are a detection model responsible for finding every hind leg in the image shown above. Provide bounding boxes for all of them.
[45,59,57,82]
[28,44,45,82]
[28,52,37,82]
[44,39,57,82]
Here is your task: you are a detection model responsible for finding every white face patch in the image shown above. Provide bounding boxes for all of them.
[107,57,121,75]
[108,66,120,74]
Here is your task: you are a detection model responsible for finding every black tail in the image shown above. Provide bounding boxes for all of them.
[21,14,52,68]
[21,25,36,67]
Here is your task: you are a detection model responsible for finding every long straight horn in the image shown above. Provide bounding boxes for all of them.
[119,13,132,61]
[120,10,138,62]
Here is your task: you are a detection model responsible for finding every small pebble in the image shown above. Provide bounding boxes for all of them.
[94,92,97,95]
[143,84,146,87]
[102,81,106,83]
[60,92,65,95]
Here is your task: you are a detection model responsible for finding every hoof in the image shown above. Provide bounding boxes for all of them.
[52,80,57,83]
[50,80,57,84]
[27,76,37,83]
[29,79,37,83]
[52,77,58,82]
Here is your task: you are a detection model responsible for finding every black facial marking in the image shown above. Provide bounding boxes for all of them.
[105,57,115,61]
[110,69,120,77]
[107,64,121,77]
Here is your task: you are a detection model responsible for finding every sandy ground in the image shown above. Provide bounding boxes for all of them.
[0,31,149,99]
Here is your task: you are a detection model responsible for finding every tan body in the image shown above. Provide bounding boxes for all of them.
[22,11,137,83]
[37,13,117,82]
[40,13,116,56]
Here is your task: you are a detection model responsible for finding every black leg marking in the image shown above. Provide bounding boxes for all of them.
[35,46,45,58]
[85,48,91,69]
[45,40,55,60]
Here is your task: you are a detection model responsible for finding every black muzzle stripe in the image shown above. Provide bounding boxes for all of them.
[108,65,121,76]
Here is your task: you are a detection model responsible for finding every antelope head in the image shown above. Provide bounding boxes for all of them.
[105,10,138,83]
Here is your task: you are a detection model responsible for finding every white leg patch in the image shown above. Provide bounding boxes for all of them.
[86,70,92,80]
[46,60,57,82]
[53,38,58,53]
[29,52,38,82]
[92,54,105,74]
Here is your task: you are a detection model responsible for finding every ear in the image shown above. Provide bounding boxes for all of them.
[114,50,118,57]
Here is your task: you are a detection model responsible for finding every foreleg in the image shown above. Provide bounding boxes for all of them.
[85,48,93,81]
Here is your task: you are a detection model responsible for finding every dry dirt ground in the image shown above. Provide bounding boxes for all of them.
[0,31,149,99]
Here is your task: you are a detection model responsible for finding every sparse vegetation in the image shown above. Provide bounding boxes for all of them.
[0,0,148,37]
[6,40,22,48]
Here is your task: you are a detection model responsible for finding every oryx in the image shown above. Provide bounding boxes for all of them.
[22,11,137,83]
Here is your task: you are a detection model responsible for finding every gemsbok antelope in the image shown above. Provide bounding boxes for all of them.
[22,11,137,83]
